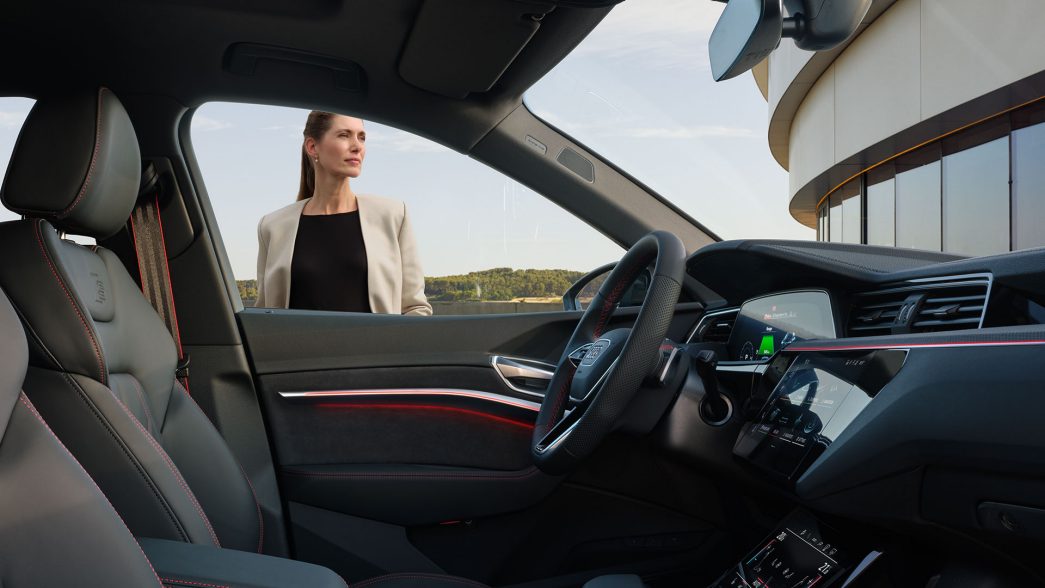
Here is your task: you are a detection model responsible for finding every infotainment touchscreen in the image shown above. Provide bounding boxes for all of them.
[728,291,836,362]
[734,350,907,481]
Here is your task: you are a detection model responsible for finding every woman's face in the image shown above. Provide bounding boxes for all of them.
[311,115,366,178]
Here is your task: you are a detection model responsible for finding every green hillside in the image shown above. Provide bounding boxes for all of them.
[425,268,585,301]
[236,268,584,303]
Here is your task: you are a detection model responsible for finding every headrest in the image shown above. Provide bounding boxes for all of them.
[1,88,141,238]
[0,284,29,440]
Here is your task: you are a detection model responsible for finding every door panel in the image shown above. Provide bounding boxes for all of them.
[238,303,710,581]
[239,303,706,374]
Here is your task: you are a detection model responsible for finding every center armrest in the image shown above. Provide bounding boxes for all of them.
[139,538,348,588]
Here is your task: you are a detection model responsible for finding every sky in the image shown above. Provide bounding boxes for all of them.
[0,0,812,280]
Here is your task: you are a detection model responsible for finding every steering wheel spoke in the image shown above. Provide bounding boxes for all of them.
[531,231,687,474]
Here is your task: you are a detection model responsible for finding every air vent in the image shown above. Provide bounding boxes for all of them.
[689,310,738,343]
[848,275,991,336]
[848,292,908,336]
[912,281,989,332]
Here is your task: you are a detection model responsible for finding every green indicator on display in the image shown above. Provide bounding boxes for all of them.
[758,334,775,357]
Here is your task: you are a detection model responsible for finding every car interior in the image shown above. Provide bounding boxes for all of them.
[1,1,1044,587]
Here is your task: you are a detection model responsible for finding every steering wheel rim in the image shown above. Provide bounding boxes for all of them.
[531,230,687,474]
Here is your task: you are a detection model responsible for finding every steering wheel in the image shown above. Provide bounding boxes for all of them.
[532,230,687,474]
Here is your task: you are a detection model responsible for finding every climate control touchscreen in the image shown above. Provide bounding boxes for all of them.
[709,510,856,588]
[734,350,906,481]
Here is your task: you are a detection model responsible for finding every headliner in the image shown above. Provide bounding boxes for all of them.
[1,0,617,151]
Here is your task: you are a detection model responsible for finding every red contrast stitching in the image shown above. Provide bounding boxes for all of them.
[60,87,105,217]
[282,467,540,481]
[543,366,575,434]
[592,268,639,338]
[110,387,222,547]
[19,393,164,587]
[153,192,185,357]
[160,578,230,588]
[352,573,487,588]
[237,462,265,553]
[127,375,157,433]
[33,221,107,384]
[177,381,264,553]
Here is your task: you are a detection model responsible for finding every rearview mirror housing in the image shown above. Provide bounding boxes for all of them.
[709,0,872,81]
[709,0,782,82]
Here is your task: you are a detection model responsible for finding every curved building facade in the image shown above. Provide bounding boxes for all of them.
[760,0,1045,254]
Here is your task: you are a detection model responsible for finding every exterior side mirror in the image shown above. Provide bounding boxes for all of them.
[563,263,652,311]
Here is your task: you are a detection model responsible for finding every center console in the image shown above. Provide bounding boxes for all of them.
[698,294,904,586]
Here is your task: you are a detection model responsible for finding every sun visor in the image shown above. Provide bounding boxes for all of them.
[398,0,557,99]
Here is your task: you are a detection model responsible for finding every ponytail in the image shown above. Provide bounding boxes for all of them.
[296,110,337,201]
[296,146,314,201]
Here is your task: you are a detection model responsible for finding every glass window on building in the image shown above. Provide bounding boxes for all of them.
[942,136,1010,256]
[1013,121,1045,250]
[839,180,861,244]
[829,192,843,242]
[895,154,942,251]
[866,168,895,247]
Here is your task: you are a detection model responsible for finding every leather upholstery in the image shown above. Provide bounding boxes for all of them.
[0,218,264,553]
[0,285,163,586]
[140,538,348,588]
[0,89,262,554]
[0,87,140,238]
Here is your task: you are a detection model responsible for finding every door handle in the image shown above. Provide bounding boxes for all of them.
[491,356,554,396]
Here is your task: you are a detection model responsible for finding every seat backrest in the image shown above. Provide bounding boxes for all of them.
[0,88,264,554]
[0,281,163,586]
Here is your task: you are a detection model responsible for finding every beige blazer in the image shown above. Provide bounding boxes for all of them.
[255,194,432,315]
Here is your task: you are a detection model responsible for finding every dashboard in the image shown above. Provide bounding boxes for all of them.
[671,240,1045,586]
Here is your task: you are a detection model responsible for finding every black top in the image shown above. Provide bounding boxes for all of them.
[288,211,371,312]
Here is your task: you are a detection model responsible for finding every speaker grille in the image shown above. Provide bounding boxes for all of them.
[556,148,595,182]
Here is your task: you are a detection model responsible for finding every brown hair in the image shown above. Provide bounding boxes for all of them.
[297,110,337,201]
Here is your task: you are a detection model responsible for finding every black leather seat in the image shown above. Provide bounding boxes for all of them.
[0,283,163,586]
[0,88,491,588]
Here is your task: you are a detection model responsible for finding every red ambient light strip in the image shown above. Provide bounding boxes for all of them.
[281,388,541,412]
[312,402,535,430]
[789,339,1045,352]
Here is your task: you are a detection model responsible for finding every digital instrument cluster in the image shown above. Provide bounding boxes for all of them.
[727,291,837,362]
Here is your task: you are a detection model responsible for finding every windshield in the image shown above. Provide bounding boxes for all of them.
[525,0,811,241]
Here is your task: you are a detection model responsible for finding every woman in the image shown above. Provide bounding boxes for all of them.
[255,111,432,315]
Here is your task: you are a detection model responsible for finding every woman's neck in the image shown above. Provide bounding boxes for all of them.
[306,172,358,214]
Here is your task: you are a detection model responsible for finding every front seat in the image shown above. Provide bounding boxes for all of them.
[0,282,163,586]
[0,87,492,588]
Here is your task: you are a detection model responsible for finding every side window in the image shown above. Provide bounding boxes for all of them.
[190,102,623,314]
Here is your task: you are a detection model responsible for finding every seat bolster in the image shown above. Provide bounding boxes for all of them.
[0,219,110,382]
[0,393,162,587]
[23,366,222,547]
[162,380,266,553]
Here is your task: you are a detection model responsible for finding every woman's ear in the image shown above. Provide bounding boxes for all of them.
[304,137,318,159]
